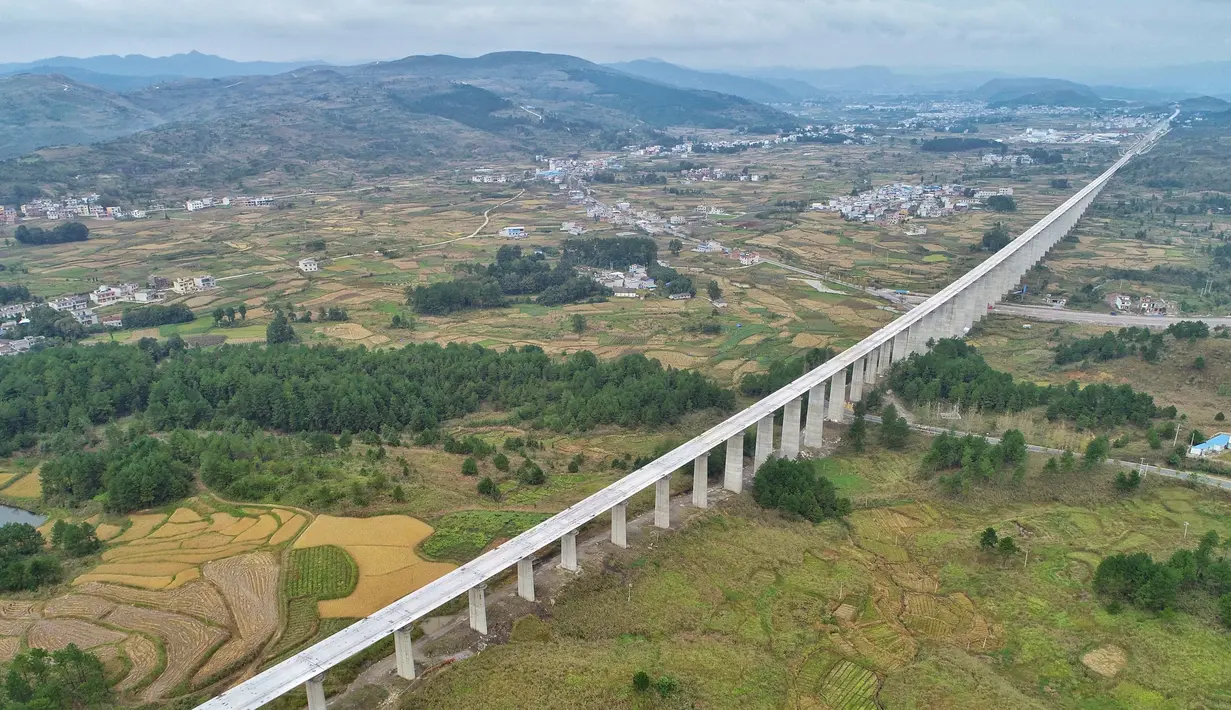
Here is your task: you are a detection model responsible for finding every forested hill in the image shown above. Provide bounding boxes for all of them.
[0,341,735,455]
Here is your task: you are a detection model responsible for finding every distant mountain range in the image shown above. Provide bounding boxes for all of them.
[0,51,320,79]
[0,51,796,191]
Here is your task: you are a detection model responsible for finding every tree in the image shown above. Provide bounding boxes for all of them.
[1059,449,1076,473]
[571,314,587,334]
[50,521,101,557]
[493,453,510,472]
[668,239,683,256]
[1043,457,1059,476]
[980,222,1012,252]
[238,303,247,320]
[997,536,1018,558]
[1115,469,1141,492]
[265,311,298,345]
[477,476,499,499]
[849,403,868,453]
[1000,429,1027,464]
[879,404,910,449]
[751,457,852,523]
[461,457,479,476]
[979,526,999,551]
[212,307,225,325]
[1195,356,1207,371]
[225,306,237,324]
[517,460,546,485]
[1084,436,1110,469]
[706,280,722,301]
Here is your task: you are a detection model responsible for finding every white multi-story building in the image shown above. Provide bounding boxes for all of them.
[298,258,320,273]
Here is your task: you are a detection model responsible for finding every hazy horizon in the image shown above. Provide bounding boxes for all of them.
[3,0,1228,73]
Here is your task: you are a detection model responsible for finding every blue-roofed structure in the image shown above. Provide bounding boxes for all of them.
[1189,433,1231,457]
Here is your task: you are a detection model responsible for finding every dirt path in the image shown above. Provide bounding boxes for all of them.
[417,190,526,249]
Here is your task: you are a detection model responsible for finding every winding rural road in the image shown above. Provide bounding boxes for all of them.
[417,189,526,249]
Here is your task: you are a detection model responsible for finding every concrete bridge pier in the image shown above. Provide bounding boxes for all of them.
[611,503,627,547]
[692,453,709,508]
[654,477,671,528]
[516,558,535,602]
[892,331,909,364]
[468,585,487,635]
[826,369,847,422]
[305,673,327,710]
[781,397,802,458]
[754,414,774,469]
[561,530,579,570]
[394,625,416,680]
[876,342,892,378]
[724,435,743,493]
[803,383,825,448]
[848,359,865,402]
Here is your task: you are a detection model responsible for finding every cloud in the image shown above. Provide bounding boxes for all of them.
[2,0,1228,71]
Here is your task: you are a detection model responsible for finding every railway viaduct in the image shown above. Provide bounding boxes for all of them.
[197,114,1175,710]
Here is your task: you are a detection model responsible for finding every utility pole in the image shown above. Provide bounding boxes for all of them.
[1184,521,1190,539]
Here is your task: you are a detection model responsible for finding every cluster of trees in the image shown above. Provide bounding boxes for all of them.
[979,222,1012,252]
[0,341,734,456]
[1027,148,1064,165]
[0,305,91,343]
[739,347,834,396]
[40,436,193,512]
[0,524,59,593]
[49,520,102,557]
[751,457,851,523]
[13,222,89,246]
[1094,531,1231,621]
[978,527,1021,559]
[920,137,1003,153]
[1054,321,1208,365]
[986,195,1017,212]
[408,278,507,315]
[923,429,1028,493]
[889,339,1163,429]
[1055,327,1162,364]
[266,311,298,344]
[211,304,249,326]
[123,303,196,329]
[0,284,31,306]
[561,236,657,270]
[0,645,110,709]
[412,245,611,314]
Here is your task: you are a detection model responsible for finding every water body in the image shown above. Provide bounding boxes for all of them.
[0,503,46,527]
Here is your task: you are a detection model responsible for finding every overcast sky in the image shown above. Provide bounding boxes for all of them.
[3,0,1229,71]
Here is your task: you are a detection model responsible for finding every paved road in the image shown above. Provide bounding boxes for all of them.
[991,304,1231,329]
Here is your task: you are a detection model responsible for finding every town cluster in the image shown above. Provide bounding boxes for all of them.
[583,198,691,238]
[1009,128,1131,145]
[0,274,216,336]
[9,194,148,223]
[811,183,1014,224]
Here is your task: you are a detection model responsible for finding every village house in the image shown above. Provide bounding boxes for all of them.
[1106,293,1133,311]
[500,226,527,239]
[298,258,320,273]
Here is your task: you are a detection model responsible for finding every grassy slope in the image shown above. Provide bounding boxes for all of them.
[401,444,1231,710]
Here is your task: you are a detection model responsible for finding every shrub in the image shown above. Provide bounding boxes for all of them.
[516,460,546,485]
[655,675,680,697]
[461,457,479,476]
[632,671,651,692]
[1115,470,1142,493]
[493,453,510,472]
[979,527,998,551]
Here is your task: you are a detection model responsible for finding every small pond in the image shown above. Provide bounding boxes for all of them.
[0,503,46,527]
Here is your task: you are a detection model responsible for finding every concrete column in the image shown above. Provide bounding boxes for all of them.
[848,359,865,402]
[516,558,535,602]
[692,453,708,508]
[394,626,416,680]
[803,383,825,448]
[781,397,802,459]
[724,435,743,493]
[468,585,487,635]
[305,674,327,710]
[877,343,892,377]
[561,530,579,571]
[892,332,909,363]
[611,503,627,548]
[826,370,847,422]
[754,414,774,469]
[654,477,671,529]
